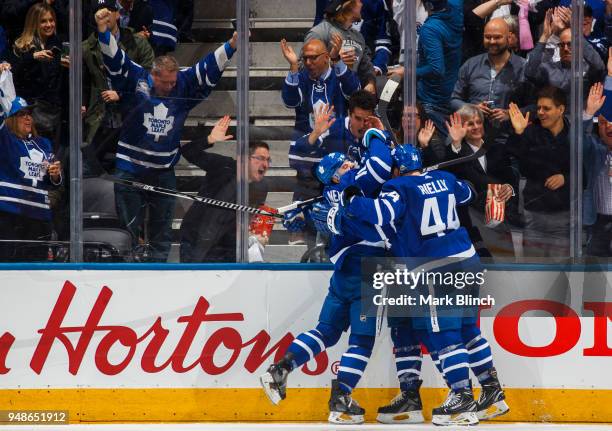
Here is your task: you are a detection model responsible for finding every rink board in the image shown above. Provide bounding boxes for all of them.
[0,268,610,423]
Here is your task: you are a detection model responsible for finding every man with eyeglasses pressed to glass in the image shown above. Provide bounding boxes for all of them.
[179,140,271,263]
[525,8,605,99]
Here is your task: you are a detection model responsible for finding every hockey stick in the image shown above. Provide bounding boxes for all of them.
[103,174,284,219]
[420,145,487,174]
[377,74,402,145]
[102,174,323,219]
[100,144,483,220]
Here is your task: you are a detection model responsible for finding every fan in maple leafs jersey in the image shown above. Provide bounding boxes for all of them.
[0,65,63,261]
[96,10,236,261]
[97,30,235,174]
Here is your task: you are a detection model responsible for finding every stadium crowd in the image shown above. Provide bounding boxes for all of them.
[0,0,609,262]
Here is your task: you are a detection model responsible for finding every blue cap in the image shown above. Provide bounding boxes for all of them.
[391,144,422,174]
[8,97,32,117]
[316,152,347,185]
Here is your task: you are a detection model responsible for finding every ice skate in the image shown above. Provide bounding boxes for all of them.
[376,381,424,424]
[328,379,365,424]
[259,359,291,405]
[431,387,479,426]
[476,368,509,420]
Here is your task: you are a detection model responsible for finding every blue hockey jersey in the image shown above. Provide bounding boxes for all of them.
[314,0,391,74]
[0,85,58,221]
[98,30,234,175]
[321,129,395,268]
[150,0,177,50]
[290,116,360,177]
[283,62,360,139]
[353,0,392,74]
[345,170,476,259]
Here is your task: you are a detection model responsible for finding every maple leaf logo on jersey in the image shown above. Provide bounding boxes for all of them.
[19,147,44,187]
[144,103,174,142]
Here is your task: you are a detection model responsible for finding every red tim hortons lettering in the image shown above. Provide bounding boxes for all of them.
[29,281,328,376]
[0,332,15,374]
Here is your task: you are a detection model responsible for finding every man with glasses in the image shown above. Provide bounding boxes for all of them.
[451,18,532,148]
[180,140,270,263]
[281,37,360,138]
[525,9,605,98]
[281,37,360,244]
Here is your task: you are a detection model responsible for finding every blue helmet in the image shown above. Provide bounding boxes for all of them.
[316,152,347,185]
[391,144,422,174]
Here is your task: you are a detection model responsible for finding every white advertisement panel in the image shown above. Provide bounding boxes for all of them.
[0,269,610,390]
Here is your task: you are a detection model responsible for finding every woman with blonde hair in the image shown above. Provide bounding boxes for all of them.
[0,62,62,261]
[10,2,68,147]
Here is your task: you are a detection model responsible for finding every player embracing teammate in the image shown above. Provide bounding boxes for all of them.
[260,119,509,426]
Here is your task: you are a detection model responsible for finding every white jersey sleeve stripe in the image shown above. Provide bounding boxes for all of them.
[366,159,385,184]
[370,156,391,172]
[214,44,229,70]
[374,199,383,225]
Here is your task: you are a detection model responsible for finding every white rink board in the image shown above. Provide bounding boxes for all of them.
[0,269,610,390]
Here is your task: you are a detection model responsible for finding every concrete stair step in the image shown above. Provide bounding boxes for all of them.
[174,42,302,69]
[249,0,316,19]
[263,244,308,262]
[176,139,290,165]
[190,90,293,119]
[191,19,311,43]
[181,123,295,141]
[166,242,308,263]
[194,0,315,20]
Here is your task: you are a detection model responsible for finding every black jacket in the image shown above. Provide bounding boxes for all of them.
[508,119,571,212]
[179,142,267,263]
[9,34,66,107]
[446,140,519,219]
[0,0,68,44]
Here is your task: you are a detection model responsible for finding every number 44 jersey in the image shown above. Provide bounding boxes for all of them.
[345,170,476,259]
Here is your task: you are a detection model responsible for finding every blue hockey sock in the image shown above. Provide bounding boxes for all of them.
[286,322,342,370]
[429,350,446,379]
[337,333,375,393]
[462,326,493,382]
[390,327,422,392]
[416,329,446,385]
[431,330,470,391]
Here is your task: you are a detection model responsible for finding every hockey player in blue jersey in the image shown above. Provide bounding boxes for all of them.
[94,7,236,261]
[287,90,386,244]
[331,143,508,425]
[316,150,428,425]
[260,127,396,424]
[0,62,63,261]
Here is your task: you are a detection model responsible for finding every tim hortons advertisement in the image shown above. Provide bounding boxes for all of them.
[0,269,610,390]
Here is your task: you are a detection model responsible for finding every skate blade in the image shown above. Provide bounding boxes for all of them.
[432,411,479,426]
[477,400,510,420]
[376,410,424,424]
[328,411,365,424]
[259,372,281,405]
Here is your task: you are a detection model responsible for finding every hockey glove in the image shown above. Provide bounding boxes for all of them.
[282,207,307,233]
[340,185,364,209]
[310,202,342,236]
